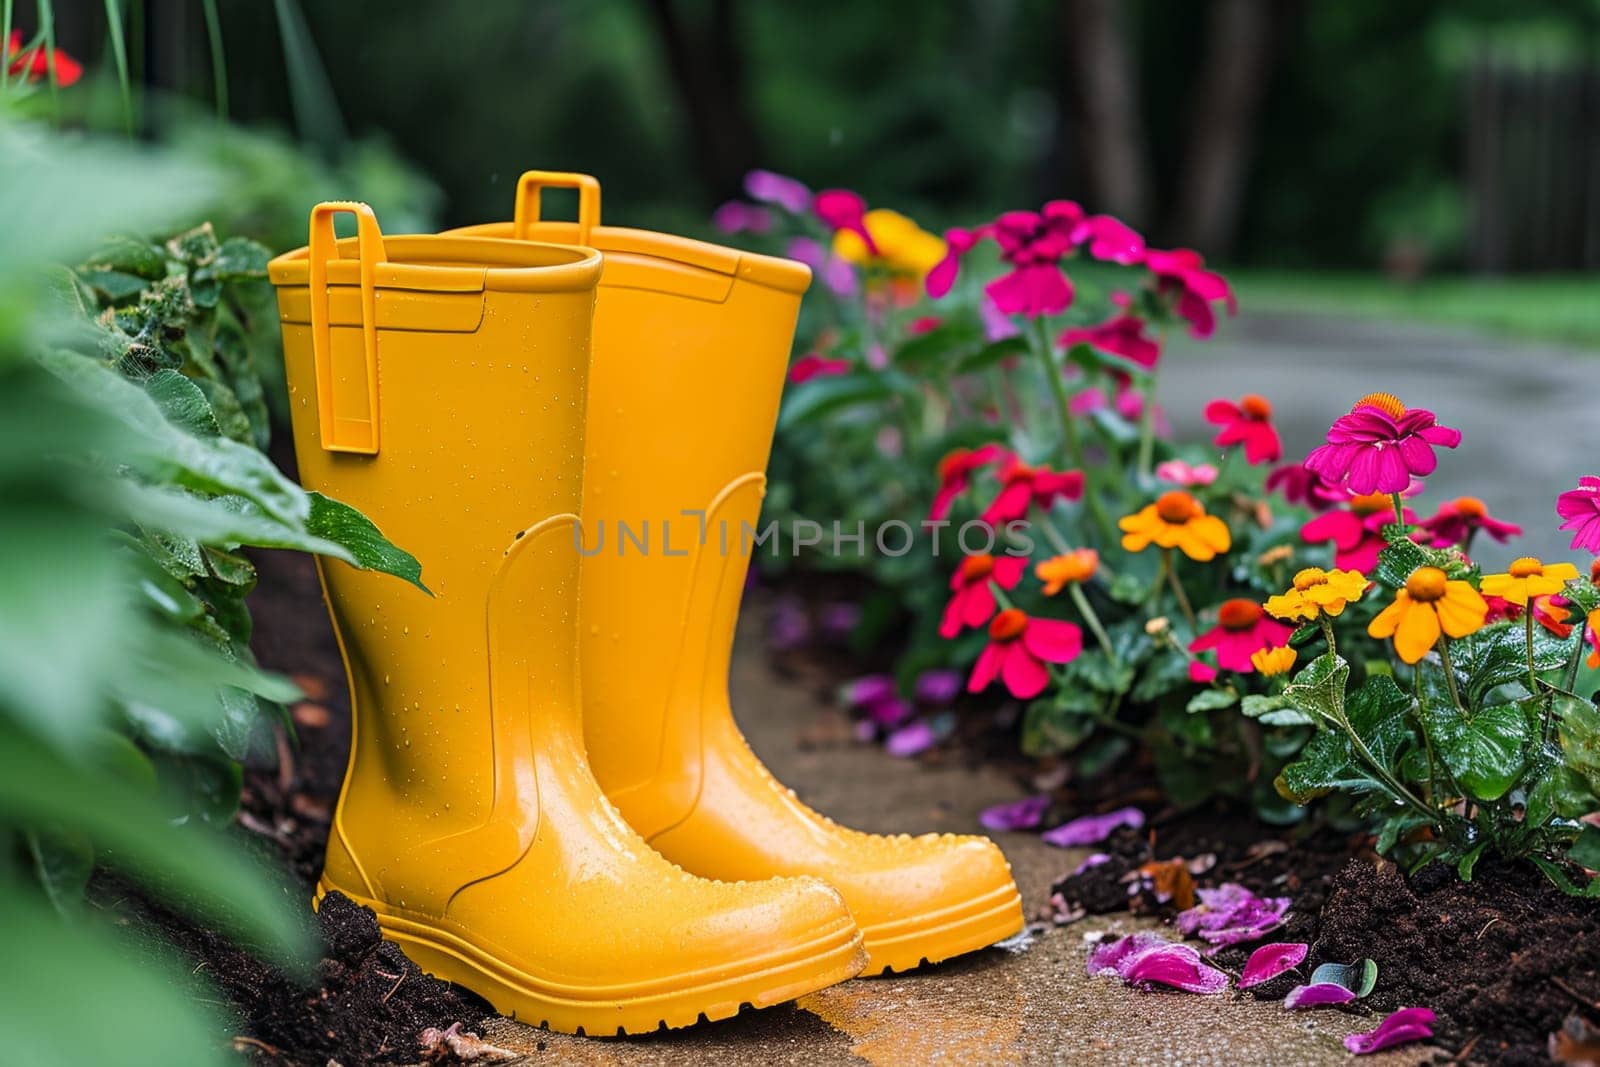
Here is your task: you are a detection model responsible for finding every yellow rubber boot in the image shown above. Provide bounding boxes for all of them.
[451,174,1023,974]
[269,203,865,1035]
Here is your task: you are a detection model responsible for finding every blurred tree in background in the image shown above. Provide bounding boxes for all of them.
[40,0,1600,269]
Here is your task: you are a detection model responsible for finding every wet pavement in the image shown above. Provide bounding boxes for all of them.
[475,628,1428,1065]
[1161,312,1597,568]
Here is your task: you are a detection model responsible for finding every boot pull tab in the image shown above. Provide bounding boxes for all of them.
[308,201,386,455]
[512,171,601,246]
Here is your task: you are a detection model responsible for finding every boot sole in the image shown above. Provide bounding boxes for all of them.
[858,882,1025,975]
[314,880,867,1035]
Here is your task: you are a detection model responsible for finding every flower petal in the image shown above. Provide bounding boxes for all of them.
[1042,806,1144,847]
[1022,618,1084,664]
[1000,643,1050,699]
[1239,943,1309,989]
[1343,1008,1436,1055]
[978,795,1051,832]
[1283,983,1357,1010]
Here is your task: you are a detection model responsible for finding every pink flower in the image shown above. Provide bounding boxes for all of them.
[785,236,857,297]
[787,354,851,384]
[1299,492,1419,572]
[1188,599,1293,673]
[1058,309,1161,369]
[1557,476,1600,554]
[980,296,1020,341]
[1144,248,1236,338]
[813,189,877,254]
[980,456,1085,526]
[1156,460,1219,487]
[930,443,1007,521]
[1188,659,1218,683]
[712,201,772,234]
[940,553,1027,638]
[1303,393,1462,495]
[1203,394,1282,465]
[744,169,812,214]
[1419,496,1521,547]
[926,201,1145,319]
[968,609,1082,699]
[1265,463,1344,512]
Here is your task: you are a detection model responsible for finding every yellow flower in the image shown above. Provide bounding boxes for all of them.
[1367,566,1487,664]
[1250,645,1298,676]
[1036,549,1099,595]
[1264,567,1369,622]
[1479,556,1580,607]
[1119,491,1232,562]
[833,209,947,279]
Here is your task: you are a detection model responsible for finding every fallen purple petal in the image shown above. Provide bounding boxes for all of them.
[979,795,1050,832]
[1072,852,1111,876]
[1041,806,1145,847]
[1175,882,1291,947]
[865,695,912,727]
[1087,932,1228,994]
[1238,942,1308,989]
[819,601,862,638]
[841,674,897,707]
[1283,983,1358,1010]
[884,720,937,758]
[914,668,964,705]
[1343,1007,1436,1054]
[767,597,810,650]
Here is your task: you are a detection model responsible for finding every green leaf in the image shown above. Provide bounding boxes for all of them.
[1423,700,1531,801]
[144,369,221,437]
[77,268,150,302]
[955,336,1029,374]
[1558,693,1600,797]
[26,829,95,917]
[1071,649,1135,695]
[211,236,271,280]
[891,321,980,372]
[306,491,429,592]
[1020,695,1098,757]
[1283,652,1349,726]
[1463,622,1574,702]
[1372,534,1433,589]
[1570,825,1600,871]
[1277,729,1372,804]
[82,235,170,279]
[1186,689,1238,713]
[777,374,896,430]
[1131,650,1191,702]
[1345,674,1414,769]
[1309,959,1378,998]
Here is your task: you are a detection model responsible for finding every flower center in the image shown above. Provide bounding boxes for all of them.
[1405,567,1449,602]
[1453,496,1486,518]
[1155,491,1200,524]
[1218,598,1263,631]
[960,554,996,581]
[988,608,1028,641]
[1005,462,1037,485]
[1240,394,1273,420]
[1508,556,1544,579]
[1292,567,1328,592]
[1355,392,1406,419]
[1349,492,1393,517]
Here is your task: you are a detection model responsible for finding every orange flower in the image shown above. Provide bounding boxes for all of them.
[1367,566,1487,664]
[1119,491,1232,562]
[1036,549,1099,595]
[1250,645,1298,676]
[1479,557,1580,607]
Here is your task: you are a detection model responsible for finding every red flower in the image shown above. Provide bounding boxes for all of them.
[930,443,1006,521]
[1418,496,1521,548]
[787,354,851,384]
[1265,463,1344,512]
[7,30,82,86]
[908,315,943,335]
[927,201,1145,319]
[968,608,1083,699]
[1188,599,1293,673]
[980,456,1085,526]
[940,553,1027,638]
[1299,492,1419,572]
[1203,394,1282,465]
[1145,248,1236,338]
[1058,298,1161,369]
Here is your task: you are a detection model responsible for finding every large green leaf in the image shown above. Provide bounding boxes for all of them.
[144,368,222,438]
[1345,674,1415,769]
[1283,652,1349,726]
[1463,621,1575,702]
[1556,693,1600,797]
[1422,699,1532,802]
[307,491,429,592]
[1277,729,1373,804]
[777,372,898,430]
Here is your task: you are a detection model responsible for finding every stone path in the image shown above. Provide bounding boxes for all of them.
[476,615,1425,1066]
[1161,312,1597,568]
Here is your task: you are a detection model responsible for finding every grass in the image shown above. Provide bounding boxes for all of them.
[1233,271,1600,350]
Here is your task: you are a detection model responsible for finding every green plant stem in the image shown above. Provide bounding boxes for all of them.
[1436,636,1466,713]
[1069,582,1118,667]
[1036,514,1072,554]
[1337,710,1436,822]
[1390,491,1407,531]
[1030,316,1115,545]
[1318,616,1338,658]
[200,0,229,120]
[1162,547,1197,630]
[1525,608,1540,700]
[1,0,12,90]
[1563,625,1587,695]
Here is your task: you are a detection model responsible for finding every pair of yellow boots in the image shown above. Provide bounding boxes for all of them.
[267,173,1022,1036]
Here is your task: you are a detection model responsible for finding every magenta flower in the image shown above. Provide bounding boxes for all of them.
[967,609,1082,700]
[1144,248,1236,338]
[1188,659,1218,683]
[787,354,851,385]
[785,236,857,297]
[1187,600,1293,674]
[1238,943,1308,989]
[1204,394,1282,465]
[1041,805,1144,847]
[1282,983,1357,1010]
[1419,496,1521,547]
[940,553,1027,638]
[1265,463,1344,512]
[978,795,1050,832]
[712,201,772,235]
[926,201,1145,319]
[744,169,812,214]
[1087,933,1229,995]
[1175,883,1290,948]
[1300,493,1419,572]
[980,456,1085,527]
[1344,1008,1436,1055]
[813,189,877,253]
[930,443,1008,521]
[1557,476,1600,554]
[1303,393,1462,495]
[1058,308,1161,369]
